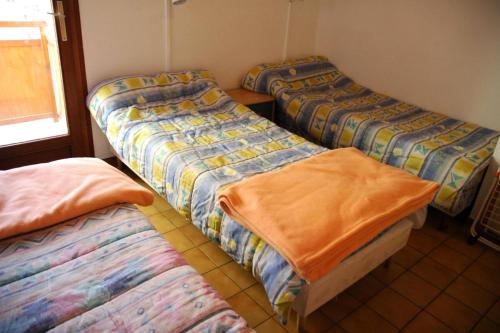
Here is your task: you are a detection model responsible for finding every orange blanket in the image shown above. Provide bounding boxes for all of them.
[0,158,154,240]
[219,148,439,282]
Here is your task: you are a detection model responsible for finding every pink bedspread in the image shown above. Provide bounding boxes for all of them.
[0,158,153,239]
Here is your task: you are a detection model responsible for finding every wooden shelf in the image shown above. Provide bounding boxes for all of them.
[225,88,276,122]
[226,88,274,106]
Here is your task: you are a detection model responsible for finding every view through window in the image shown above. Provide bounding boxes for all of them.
[0,0,68,146]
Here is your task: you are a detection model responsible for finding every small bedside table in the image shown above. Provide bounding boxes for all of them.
[226,88,276,122]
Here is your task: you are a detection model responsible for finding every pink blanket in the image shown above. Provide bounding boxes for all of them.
[0,158,154,240]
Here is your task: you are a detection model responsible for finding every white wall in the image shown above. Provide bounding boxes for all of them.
[79,0,167,158]
[314,0,500,132]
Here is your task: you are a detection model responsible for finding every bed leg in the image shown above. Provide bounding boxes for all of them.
[298,314,308,333]
[383,257,392,268]
[288,310,306,333]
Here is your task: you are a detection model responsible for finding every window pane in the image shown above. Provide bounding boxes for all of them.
[0,0,68,146]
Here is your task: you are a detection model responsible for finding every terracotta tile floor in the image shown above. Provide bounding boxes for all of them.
[137,187,500,333]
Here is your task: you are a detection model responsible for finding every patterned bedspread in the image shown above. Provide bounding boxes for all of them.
[88,71,327,318]
[0,204,251,332]
[242,56,499,216]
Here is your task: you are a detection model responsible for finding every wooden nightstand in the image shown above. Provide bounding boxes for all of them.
[226,88,276,122]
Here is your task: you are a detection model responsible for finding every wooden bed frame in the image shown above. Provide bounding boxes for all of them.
[109,149,424,332]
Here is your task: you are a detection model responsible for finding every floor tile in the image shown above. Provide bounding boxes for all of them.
[445,276,497,314]
[255,318,288,333]
[444,236,485,259]
[370,261,405,285]
[428,244,474,273]
[301,309,334,333]
[152,197,172,212]
[407,230,442,254]
[420,222,449,242]
[472,317,500,333]
[446,218,470,238]
[167,213,190,228]
[392,246,424,269]
[325,326,347,333]
[203,268,241,298]
[410,257,457,289]
[390,271,440,307]
[161,209,180,220]
[367,288,420,329]
[403,311,454,333]
[178,224,209,246]
[227,292,269,328]
[135,204,159,216]
[486,300,500,325]
[477,248,500,270]
[427,293,481,333]
[148,213,176,233]
[463,261,500,296]
[339,306,397,333]
[199,242,233,266]
[246,284,275,315]
[182,248,216,274]
[347,275,385,302]
[220,261,257,289]
[321,292,362,322]
[162,229,195,252]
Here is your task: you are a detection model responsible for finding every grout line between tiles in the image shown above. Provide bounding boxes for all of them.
[396,235,484,333]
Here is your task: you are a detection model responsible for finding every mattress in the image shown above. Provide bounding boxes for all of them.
[0,204,251,333]
[242,56,499,216]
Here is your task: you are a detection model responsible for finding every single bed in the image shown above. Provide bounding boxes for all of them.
[0,161,252,333]
[87,71,427,322]
[242,56,499,217]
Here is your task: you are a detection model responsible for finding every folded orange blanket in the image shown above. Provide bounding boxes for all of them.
[219,148,439,282]
[0,158,154,240]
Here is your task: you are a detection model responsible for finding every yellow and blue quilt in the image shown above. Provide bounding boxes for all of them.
[87,71,328,319]
[242,56,499,216]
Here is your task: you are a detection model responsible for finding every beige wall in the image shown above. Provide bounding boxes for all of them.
[79,0,166,158]
[314,0,500,132]
[287,0,320,59]
[170,0,321,89]
[170,0,289,89]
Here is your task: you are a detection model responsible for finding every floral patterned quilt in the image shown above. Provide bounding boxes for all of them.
[0,204,251,332]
